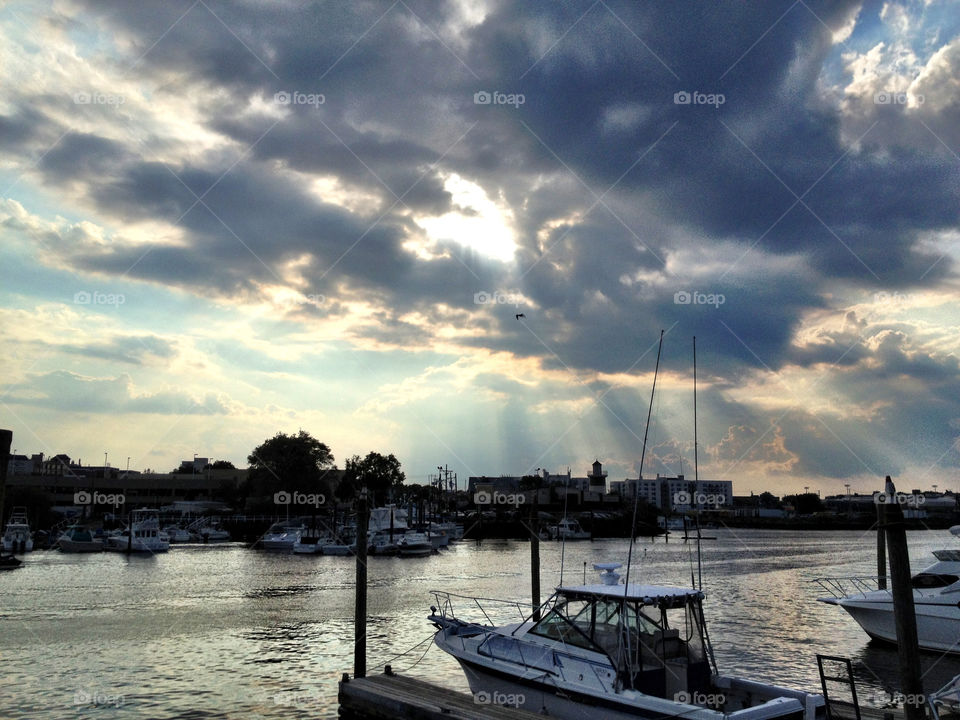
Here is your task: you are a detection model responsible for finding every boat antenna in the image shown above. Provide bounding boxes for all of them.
[694,335,703,591]
[624,329,663,589]
[618,330,664,691]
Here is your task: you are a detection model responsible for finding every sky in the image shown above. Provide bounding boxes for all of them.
[1,0,959,496]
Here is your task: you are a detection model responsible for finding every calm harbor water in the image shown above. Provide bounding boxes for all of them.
[1,528,958,719]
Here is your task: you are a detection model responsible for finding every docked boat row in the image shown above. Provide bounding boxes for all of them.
[260,505,462,557]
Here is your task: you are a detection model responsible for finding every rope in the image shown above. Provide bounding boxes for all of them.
[369,633,435,673]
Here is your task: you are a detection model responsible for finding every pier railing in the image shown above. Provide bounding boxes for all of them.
[812,576,890,599]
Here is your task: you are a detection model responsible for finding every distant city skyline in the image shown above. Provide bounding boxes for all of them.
[2,2,960,496]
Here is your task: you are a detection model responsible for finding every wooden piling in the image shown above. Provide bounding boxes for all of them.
[876,500,887,591]
[354,489,370,679]
[0,429,10,528]
[881,476,924,720]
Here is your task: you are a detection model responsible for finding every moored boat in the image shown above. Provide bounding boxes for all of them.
[57,524,103,553]
[103,509,170,553]
[2,507,33,553]
[429,562,824,720]
[816,523,960,653]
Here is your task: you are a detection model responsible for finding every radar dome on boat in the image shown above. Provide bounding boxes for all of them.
[593,562,622,585]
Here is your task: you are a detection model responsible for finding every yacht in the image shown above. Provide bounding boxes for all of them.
[260,521,303,550]
[548,517,590,540]
[368,530,399,556]
[397,532,433,557]
[429,563,824,720]
[816,524,960,653]
[163,525,192,543]
[57,524,103,553]
[2,507,33,553]
[104,509,171,553]
[194,524,231,543]
[293,531,329,554]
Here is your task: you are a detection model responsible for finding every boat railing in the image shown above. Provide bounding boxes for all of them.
[430,590,532,627]
[812,576,891,599]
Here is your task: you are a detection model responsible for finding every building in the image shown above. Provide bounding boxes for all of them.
[613,474,733,512]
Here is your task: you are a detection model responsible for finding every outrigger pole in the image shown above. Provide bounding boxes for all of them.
[620,329,664,690]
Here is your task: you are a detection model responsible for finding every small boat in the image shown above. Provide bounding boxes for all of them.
[321,540,356,556]
[548,517,590,540]
[817,524,960,653]
[260,521,303,550]
[194,525,231,543]
[293,532,329,554]
[2,507,33,553]
[57,524,103,553]
[429,562,825,720]
[163,525,192,543]
[103,509,170,553]
[398,532,433,557]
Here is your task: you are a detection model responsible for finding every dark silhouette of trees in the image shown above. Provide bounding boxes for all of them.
[336,452,405,505]
[244,431,334,511]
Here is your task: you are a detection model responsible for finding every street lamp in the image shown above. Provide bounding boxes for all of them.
[844,484,851,515]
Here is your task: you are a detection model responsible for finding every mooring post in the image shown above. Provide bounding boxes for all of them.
[876,498,887,590]
[0,429,11,528]
[354,488,370,679]
[882,476,924,720]
[529,500,540,621]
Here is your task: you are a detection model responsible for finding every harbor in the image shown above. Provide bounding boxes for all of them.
[2,527,958,718]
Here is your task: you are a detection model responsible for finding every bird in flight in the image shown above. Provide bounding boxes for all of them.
[516,313,525,319]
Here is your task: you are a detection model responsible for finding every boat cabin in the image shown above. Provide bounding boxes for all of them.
[527,580,712,699]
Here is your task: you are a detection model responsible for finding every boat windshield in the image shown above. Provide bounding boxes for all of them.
[911,573,959,589]
[528,591,711,697]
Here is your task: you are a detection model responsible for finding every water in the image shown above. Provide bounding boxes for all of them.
[1,529,958,718]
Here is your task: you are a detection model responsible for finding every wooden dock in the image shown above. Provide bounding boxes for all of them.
[338,672,547,719]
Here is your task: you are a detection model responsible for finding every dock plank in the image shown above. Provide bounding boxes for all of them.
[338,673,547,719]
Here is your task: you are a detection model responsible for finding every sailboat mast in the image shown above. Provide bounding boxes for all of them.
[693,336,703,590]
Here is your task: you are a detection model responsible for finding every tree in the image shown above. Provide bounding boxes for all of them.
[336,452,405,505]
[210,460,235,469]
[245,431,334,510]
[758,492,779,508]
[783,492,824,515]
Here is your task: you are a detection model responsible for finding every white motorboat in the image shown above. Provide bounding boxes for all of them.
[260,521,303,550]
[368,531,399,556]
[429,563,824,720]
[548,517,590,540]
[2,507,33,553]
[293,532,329,554]
[398,532,433,557]
[816,524,960,653]
[194,524,231,543]
[57,524,103,553]
[104,509,170,553]
[163,525,192,543]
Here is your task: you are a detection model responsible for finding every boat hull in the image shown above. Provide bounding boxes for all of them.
[2,538,33,553]
[832,598,960,653]
[103,537,170,553]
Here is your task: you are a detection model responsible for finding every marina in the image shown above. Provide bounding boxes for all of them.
[2,528,959,718]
